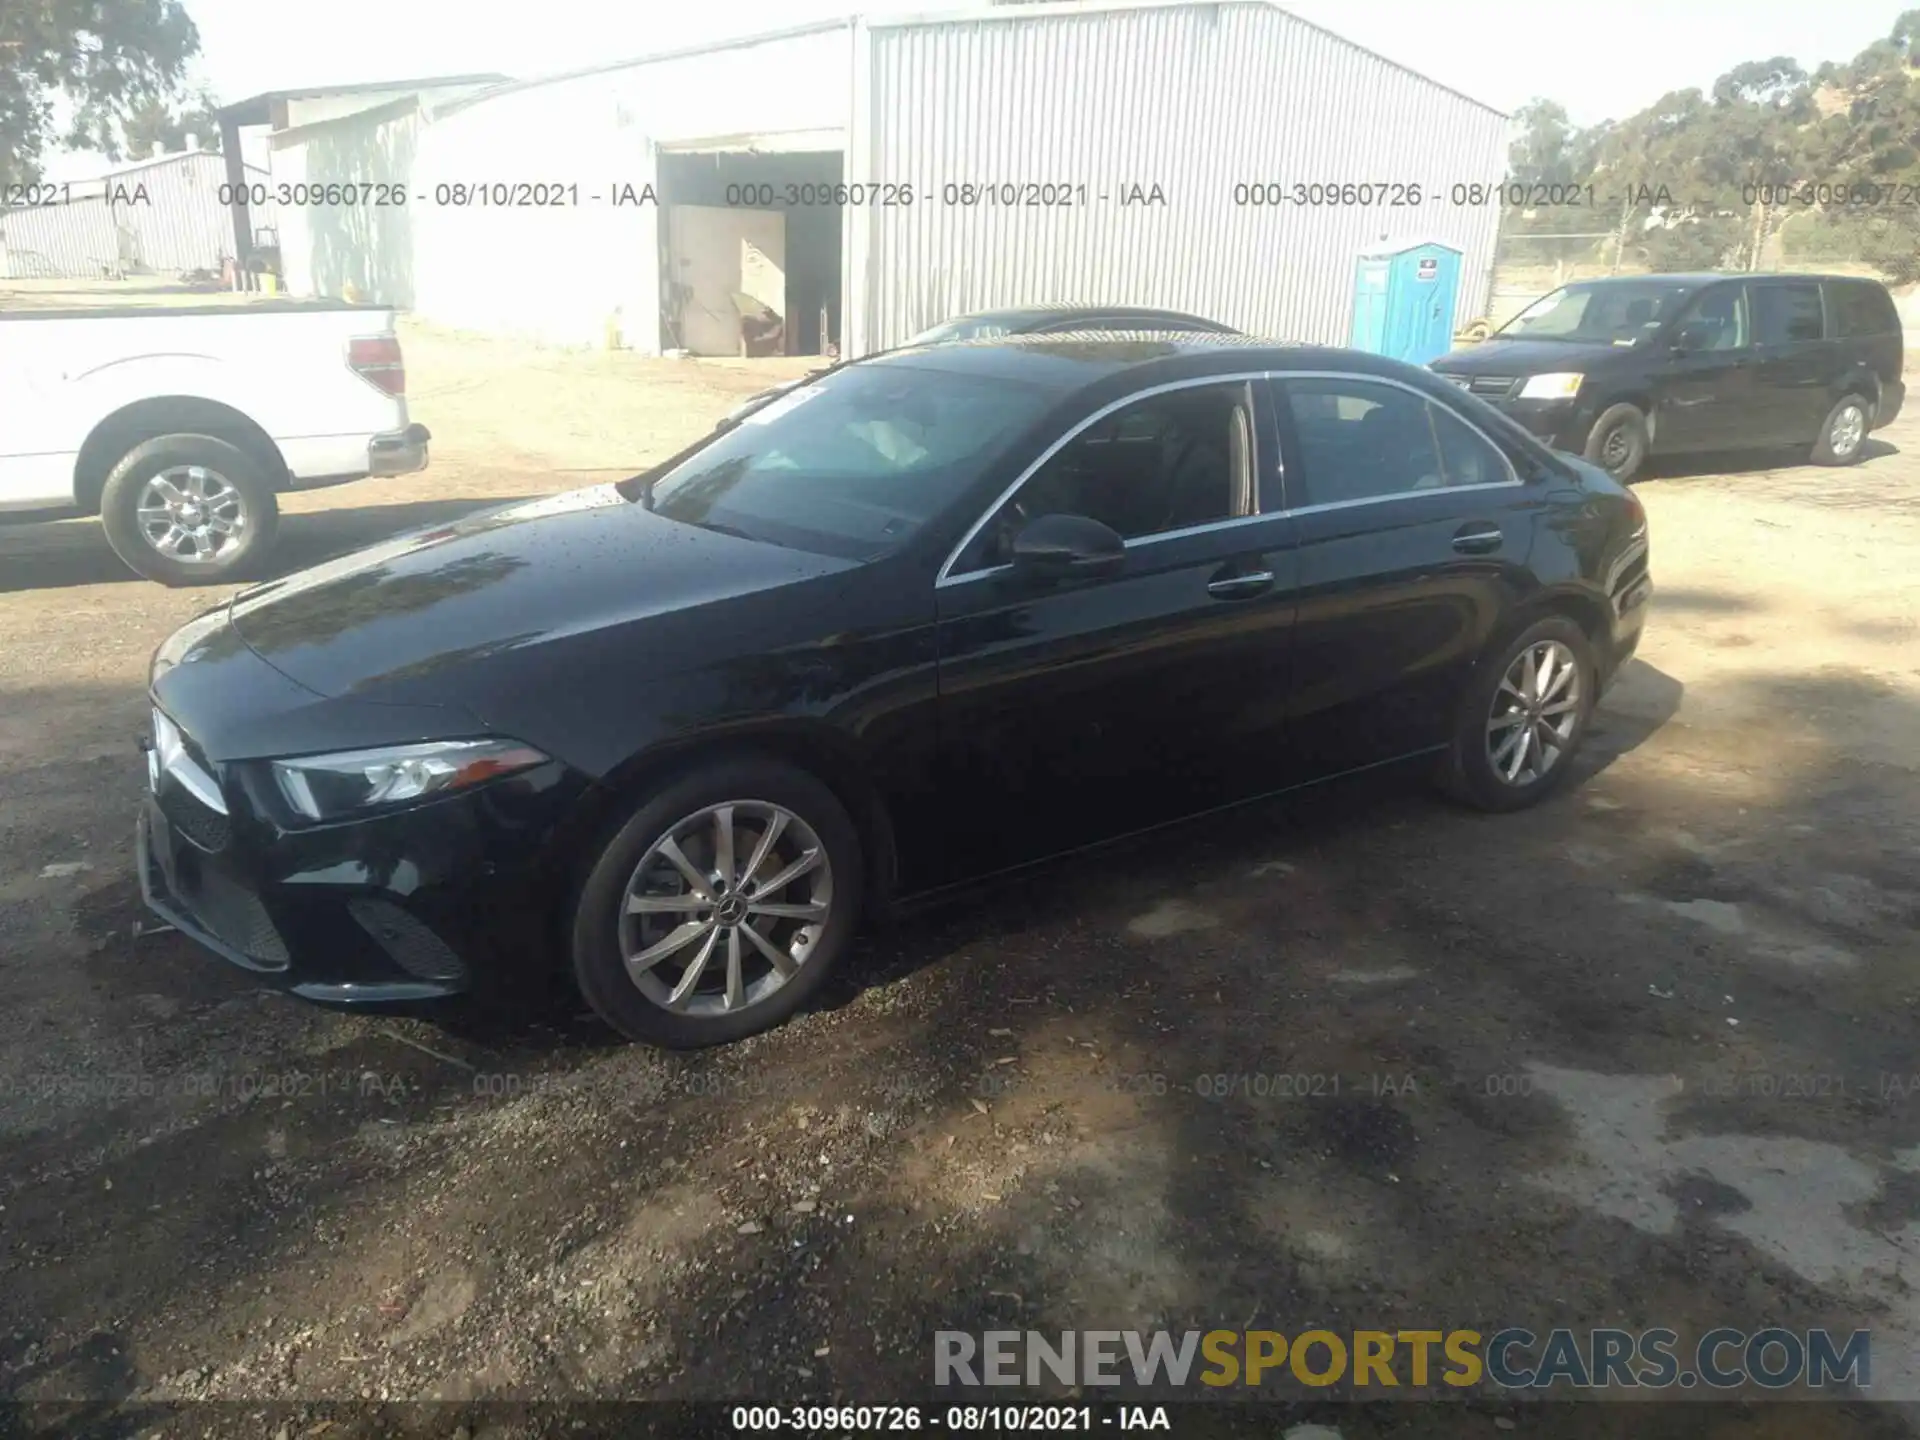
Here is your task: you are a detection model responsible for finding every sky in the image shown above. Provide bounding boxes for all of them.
[40,0,1908,180]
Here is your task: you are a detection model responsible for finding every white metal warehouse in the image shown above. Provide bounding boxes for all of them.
[272,0,1508,356]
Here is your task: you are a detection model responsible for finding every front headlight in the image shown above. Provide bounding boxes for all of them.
[1518,372,1584,400]
[271,738,549,822]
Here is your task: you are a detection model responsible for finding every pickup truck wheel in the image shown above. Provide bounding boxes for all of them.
[100,434,279,586]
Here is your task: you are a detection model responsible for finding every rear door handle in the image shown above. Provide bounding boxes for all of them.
[1207,569,1275,600]
[1452,524,1503,554]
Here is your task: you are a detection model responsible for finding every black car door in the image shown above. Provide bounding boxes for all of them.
[1747,280,1835,445]
[1654,283,1757,453]
[930,375,1298,882]
[1270,372,1541,782]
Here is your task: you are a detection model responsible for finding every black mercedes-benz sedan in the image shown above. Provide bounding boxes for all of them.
[139,334,1653,1049]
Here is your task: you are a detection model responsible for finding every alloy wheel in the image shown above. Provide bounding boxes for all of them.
[136,466,248,563]
[1600,424,1633,470]
[1486,640,1583,786]
[1829,403,1866,459]
[617,800,834,1016]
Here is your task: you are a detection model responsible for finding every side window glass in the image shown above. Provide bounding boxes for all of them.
[1752,284,1824,346]
[1282,379,1445,506]
[1428,404,1514,488]
[1676,287,1748,350]
[961,383,1256,570]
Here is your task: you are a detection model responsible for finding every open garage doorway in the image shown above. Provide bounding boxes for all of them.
[655,147,843,357]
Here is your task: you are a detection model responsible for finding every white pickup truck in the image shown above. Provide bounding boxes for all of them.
[0,301,430,584]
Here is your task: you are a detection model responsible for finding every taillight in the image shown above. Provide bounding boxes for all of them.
[348,335,405,397]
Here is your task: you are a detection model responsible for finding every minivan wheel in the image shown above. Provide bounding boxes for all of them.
[570,758,864,1048]
[99,433,279,586]
[1811,395,1870,466]
[1437,615,1597,813]
[1582,404,1649,482]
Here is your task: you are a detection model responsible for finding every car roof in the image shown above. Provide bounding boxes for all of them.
[864,330,1434,393]
[1554,272,1884,290]
[960,303,1234,329]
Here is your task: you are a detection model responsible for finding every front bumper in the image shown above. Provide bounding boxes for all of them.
[368,422,432,477]
[135,759,583,1006]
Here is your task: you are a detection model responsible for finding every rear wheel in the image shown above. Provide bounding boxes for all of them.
[1582,403,1648,482]
[1810,394,1870,466]
[570,758,864,1049]
[99,433,279,585]
[1437,616,1597,813]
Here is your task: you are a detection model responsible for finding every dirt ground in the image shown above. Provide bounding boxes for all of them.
[1,322,1917,1437]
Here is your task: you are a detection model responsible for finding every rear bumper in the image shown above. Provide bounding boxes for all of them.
[1875,380,1904,429]
[369,422,432,476]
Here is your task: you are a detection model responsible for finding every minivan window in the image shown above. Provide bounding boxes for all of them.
[1496,281,1695,345]
[1829,280,1898,339]
[1674,285,1749,350]
[1752,283,1825,346]
[642,365,1052,560]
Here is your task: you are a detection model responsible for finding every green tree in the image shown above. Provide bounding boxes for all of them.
[123,90,222,160]
[0,0,203,190]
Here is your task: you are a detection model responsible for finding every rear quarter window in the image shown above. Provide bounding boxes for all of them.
[1829,280,1900,339]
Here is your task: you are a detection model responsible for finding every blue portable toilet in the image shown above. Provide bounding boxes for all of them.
[1348,237,1463,366]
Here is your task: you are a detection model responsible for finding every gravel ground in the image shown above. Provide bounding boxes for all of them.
[1,323,1917,1438]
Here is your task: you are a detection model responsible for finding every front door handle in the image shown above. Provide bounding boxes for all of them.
[1207,569,1275,600]
[1452,524,1503,555]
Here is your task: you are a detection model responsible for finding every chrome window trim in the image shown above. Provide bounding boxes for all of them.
[935,367,1526,590]
[936,371,1274,588]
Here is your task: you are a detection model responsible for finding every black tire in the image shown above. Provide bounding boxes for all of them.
[1436,615,1598,813]
[570,757,864,1049]
[1582,403,1649,482]
[1810,393,1871,466]
[99,433,280,586]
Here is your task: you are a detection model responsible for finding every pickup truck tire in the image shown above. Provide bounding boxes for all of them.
[100,434,279,586]
[1582,403,1649,482]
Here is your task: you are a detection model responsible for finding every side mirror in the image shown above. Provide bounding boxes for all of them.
[1009,513,1126,578]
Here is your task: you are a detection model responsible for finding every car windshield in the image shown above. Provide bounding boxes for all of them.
[1497,282,1698,345]
[640,364,1052,560]
[906,316,1017,346]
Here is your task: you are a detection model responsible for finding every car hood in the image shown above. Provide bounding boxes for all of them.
[229,485,856,702]
[1431,336,1644,376]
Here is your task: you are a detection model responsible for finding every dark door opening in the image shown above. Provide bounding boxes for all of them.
[654,149,844,356]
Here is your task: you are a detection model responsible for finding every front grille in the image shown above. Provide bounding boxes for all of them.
[157,781,231,852]
[1468,375,1519,397]
[348,899,467,984]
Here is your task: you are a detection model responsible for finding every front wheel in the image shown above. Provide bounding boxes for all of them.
[1437,616,1597,813]
[1582,403,1649,483]
[570,758,864,1048]
[99,433,280,586]
[1810,394,1870,466]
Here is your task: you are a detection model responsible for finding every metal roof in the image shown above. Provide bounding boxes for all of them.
[434,2,1504,120]
[218,75,511,123]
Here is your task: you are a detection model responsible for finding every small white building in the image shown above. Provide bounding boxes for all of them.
[273,1,1509,356]
[0,149,263,280]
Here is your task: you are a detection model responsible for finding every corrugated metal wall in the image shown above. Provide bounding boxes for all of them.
[853,2,1507,354]
[408,25,854,349]
[273,99,426,307]
[0,152,269,279]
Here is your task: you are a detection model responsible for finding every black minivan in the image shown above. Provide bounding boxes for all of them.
[1430,273,1905,481]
